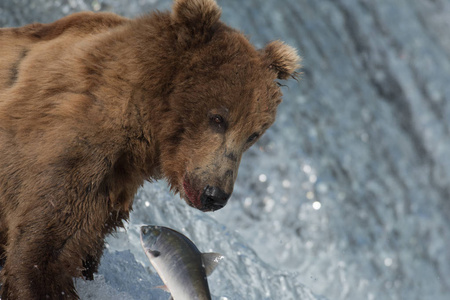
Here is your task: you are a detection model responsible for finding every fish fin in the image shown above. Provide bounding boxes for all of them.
[154,285,170,292]
[201,252,224,276]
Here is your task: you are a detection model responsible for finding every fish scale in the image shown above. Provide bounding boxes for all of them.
[140,225,223,300]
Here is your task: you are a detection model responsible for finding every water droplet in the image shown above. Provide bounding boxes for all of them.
[264,197,275,212]
[92,0,101,11]
[302,164,312,173]
[384,257,393,267]
[312,201,321,210]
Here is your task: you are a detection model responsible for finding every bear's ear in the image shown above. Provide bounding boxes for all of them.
[263,40,301,80]
[172,0,221,41]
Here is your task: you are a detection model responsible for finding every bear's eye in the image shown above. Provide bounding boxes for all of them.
[208,113,227,133]
[212,115,224,124]
[247,132,260,143]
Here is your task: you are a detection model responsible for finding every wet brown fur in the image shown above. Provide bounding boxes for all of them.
[0,0,300,298]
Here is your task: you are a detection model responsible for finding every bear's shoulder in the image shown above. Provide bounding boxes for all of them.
[8,11,129,41]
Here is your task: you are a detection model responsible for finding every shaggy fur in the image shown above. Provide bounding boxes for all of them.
[0,0,300,298]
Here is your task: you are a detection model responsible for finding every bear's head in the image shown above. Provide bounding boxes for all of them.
[157,0,301,212]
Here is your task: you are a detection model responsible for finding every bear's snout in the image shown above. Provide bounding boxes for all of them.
[200,185,230,211]
[182,175,233,212]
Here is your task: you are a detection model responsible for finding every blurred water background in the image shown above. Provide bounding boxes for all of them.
[1,0,450,299]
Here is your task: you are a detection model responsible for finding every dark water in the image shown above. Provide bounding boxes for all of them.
[1,0,450,299]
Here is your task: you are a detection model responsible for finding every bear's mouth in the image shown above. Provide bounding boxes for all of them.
[182,174,230,212]
[182,178,203,210]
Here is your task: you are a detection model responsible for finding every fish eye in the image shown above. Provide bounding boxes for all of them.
[247,132,259,143]
[149,250,160,258]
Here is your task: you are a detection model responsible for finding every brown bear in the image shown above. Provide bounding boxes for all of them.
[0,0,300,298]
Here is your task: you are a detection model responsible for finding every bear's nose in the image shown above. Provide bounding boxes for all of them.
[200,185,230,211]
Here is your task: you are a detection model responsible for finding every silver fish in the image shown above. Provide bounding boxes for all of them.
[140,225,223,300]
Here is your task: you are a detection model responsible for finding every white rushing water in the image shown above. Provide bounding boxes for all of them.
[2,0,450,299]
[76,182,325,300]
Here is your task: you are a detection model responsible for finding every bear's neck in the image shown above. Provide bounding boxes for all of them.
[82,13,181,181]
